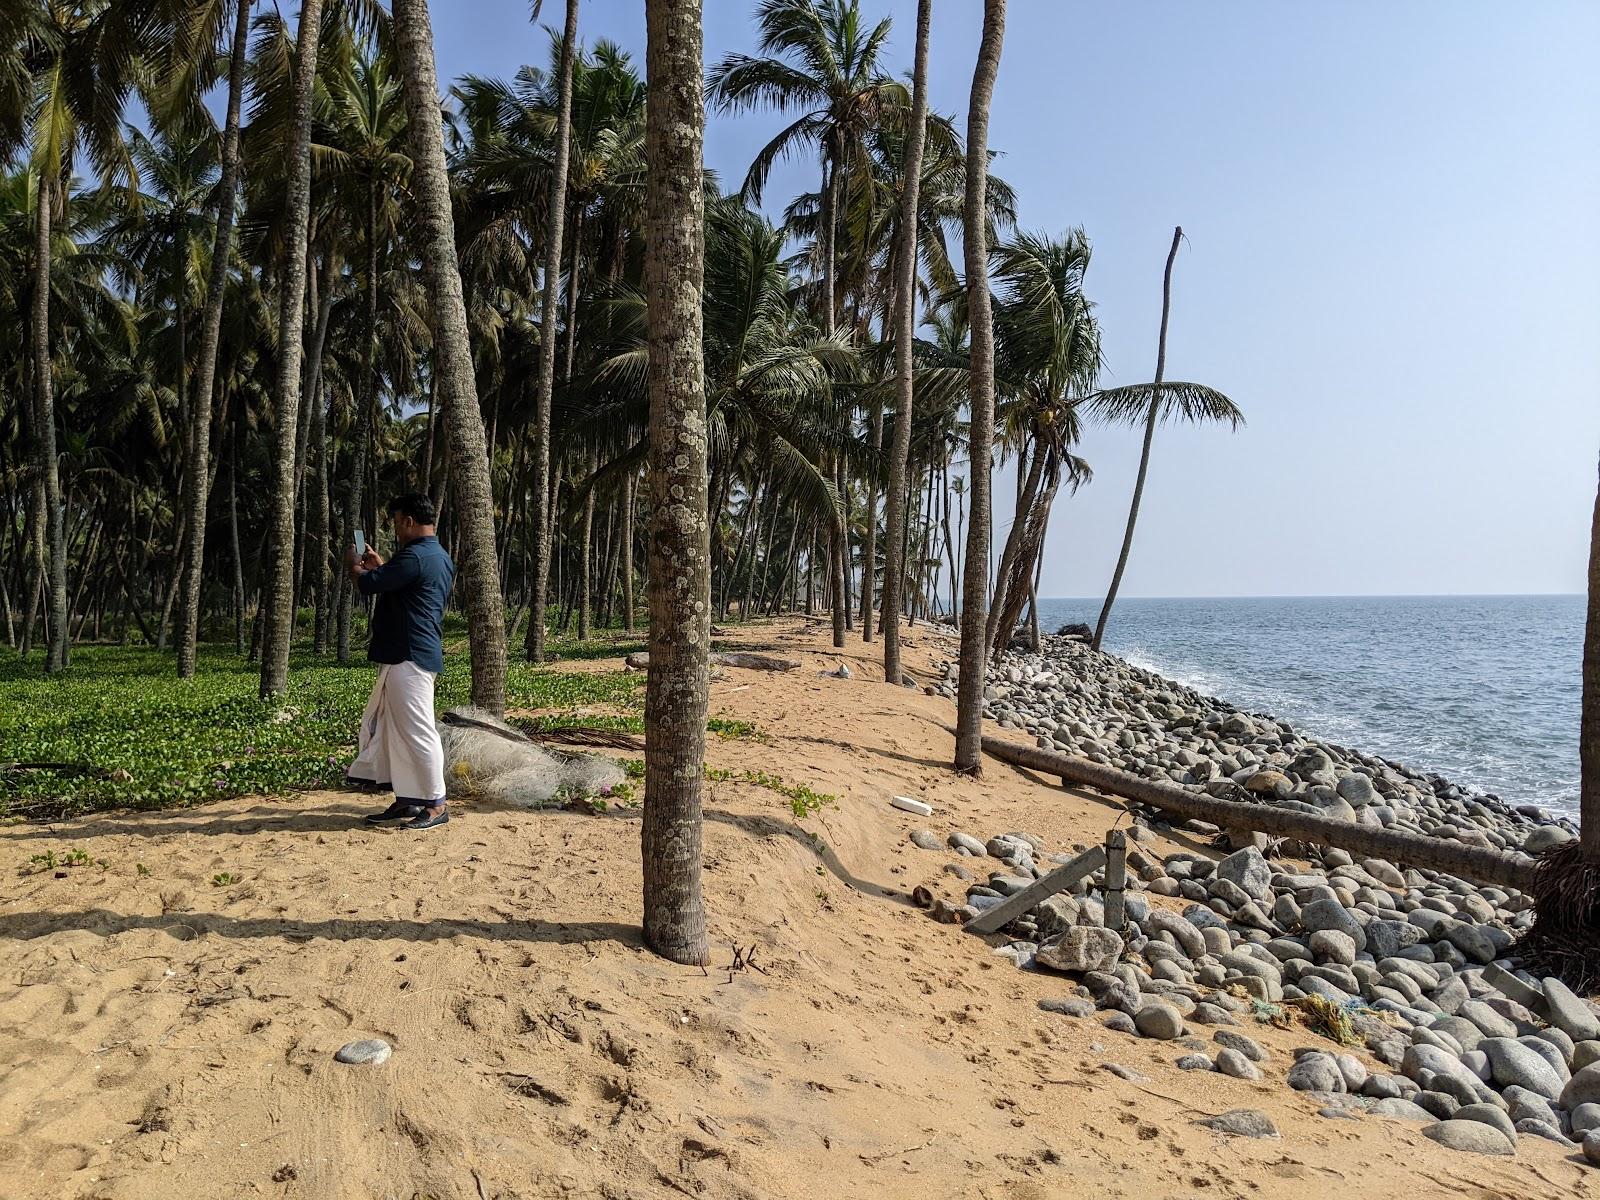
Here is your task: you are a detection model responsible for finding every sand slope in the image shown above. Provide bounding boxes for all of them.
[0,617,1593,1199]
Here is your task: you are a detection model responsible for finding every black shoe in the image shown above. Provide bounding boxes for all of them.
[364,800,426,825]
[403,808,449,831]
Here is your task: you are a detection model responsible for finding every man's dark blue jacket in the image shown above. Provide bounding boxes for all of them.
[357,535,455,674]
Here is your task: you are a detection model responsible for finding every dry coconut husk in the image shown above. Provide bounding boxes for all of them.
[1512,840,1600,993]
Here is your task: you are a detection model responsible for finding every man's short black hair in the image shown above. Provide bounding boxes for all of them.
[388,492,437,525]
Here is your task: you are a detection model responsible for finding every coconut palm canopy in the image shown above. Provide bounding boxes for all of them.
[0,0,1238,691]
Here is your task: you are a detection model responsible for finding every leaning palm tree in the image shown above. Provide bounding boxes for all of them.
[951,0,1006,775]
[1090,226,1242,652]
[391,0,507,715]
[258,0,323,700]
[640,0,709,967]
[880,0,930,678]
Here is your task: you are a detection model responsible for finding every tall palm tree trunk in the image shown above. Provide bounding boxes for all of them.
[882,0,931,680]
[258,0,323,699]
[527,0,580,665]
[230,410,246,655]
[338,197,382,663]
[952,0,1006,774]
[33,168,68,674]
[860,398,880,640]
[621,467,635,632]
[641,0,710,967]
[1092,225,1182,652]
[577,458,595,640]
[1582,453,1600,856]
[393,0,508,715]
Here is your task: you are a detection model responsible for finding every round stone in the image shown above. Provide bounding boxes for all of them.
[334,1038,392,1066]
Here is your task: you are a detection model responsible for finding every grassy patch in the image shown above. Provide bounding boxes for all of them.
[0,642,642,820]
[703,765,836,820]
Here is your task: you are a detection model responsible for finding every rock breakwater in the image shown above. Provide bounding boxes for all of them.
[916,633,1599,1162]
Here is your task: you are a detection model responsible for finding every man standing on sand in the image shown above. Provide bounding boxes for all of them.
[345,492,457,830]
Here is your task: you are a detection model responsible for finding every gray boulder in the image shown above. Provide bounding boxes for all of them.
[1421,1119,1514,1155]
[1572,1102,1600,1137]
[1560,1062,1600,1109]
[1215,1048,1262,1080]
[1309,929,1358,967]
[1197,1109,1279,1138]
[1134,1002,1185,1040]
[1288,1051,1345,1093]
[1213,846,1273,901]
[1515,1119,1573,1146]
[1481,1037,1564,1100]
[1370,1097,1437,1123]
[1544,976,1600,1043]
[1301,898,1367,951]
[1214,1030,1268,1062]
[1037,927,1124,974]
[1146,910,1207,960]
[1457,999,1518,1040]
[948,831,987,856]
[1452,1103,1517,1145]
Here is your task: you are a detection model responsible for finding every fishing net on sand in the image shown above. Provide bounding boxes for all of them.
[438,708,627,808]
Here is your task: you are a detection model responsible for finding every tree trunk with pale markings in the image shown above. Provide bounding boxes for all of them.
[953,0,1006,772]
[393,0,508,715]
[258,0,322,699]
[641,0,710,966]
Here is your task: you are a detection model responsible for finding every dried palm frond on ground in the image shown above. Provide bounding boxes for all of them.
[438,708,627,808]
[1513,840,1600,993]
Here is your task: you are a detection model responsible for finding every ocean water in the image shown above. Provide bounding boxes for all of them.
[1033,595,1586,815]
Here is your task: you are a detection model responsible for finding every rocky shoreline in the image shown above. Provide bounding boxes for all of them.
[915,632,1600,1162]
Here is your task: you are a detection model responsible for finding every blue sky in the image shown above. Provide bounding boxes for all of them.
[432,1,1600,598]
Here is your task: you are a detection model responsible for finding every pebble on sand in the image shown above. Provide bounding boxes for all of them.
[334,1038,392,1066]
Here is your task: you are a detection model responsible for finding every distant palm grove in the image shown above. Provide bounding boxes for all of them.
[0,1,1240,761]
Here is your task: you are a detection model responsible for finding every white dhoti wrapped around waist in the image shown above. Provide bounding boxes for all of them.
[349,660,446,803]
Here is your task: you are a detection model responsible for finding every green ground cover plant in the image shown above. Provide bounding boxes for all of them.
[0,639,643,820]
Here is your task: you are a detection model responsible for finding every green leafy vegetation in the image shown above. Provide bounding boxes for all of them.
[703,765,836,820]
[0,643,642,820]
[23,847,107,874]
[707,716,764,741]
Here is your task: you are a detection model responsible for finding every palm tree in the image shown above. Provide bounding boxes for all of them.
[391,0,507,715]
[314,42,412,663]
[982,230,1098,655]
[640,0,709,967]
[1090,227,1242,652]
[17,2,149,673]
[258,0,324,700]
[528,0,578,663]
[173,0,253,679]
[951,0,1006,775]
[710,0,903,648]
[880,0,930,680]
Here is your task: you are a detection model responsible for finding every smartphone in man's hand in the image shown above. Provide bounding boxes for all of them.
[354,529,366,558]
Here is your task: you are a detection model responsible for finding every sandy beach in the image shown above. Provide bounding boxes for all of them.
[0,616,1592,1199]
